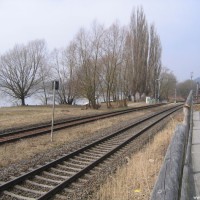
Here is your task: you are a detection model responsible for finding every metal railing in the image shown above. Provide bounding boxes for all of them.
[150,91,193,200]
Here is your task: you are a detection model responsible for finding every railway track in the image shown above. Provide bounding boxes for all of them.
[0,104,182,200]
[0,103,165,145]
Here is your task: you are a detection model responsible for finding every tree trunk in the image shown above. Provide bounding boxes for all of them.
[21,97,25,106]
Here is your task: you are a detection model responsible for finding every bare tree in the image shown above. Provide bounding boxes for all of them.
[130,8,149,99]
[0,39,46,105]
[147,24,162,98]
[125,8,162,102]
[64,42,78,104]
[51,48,68,104]
[75,23,105,108]
[37,58,52,105]
[177,79,196,100]
[159,68,177,101]
[101,22,126,107]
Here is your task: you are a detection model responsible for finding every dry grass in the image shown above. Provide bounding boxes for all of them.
[0,110,148,168]
[0,102,146,131]
[0,105,105,130]
[95,113,183,200]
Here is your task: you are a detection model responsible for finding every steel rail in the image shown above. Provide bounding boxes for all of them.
[0,103,165,145]
[0,104,182,200]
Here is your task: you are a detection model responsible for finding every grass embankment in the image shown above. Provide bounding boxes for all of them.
[95,113,182,200]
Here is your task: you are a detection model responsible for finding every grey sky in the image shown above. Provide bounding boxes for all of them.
[0,0,200,81]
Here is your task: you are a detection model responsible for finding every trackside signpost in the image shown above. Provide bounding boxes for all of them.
[51,80,59,142]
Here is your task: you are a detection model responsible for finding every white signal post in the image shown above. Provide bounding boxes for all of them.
[51,80,59,142]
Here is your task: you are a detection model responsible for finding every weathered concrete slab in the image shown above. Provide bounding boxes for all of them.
[192,131,200,144]
[193,173,200,197]
[193,123,200,130]
[192,149,200,171]
[193,111,200,121]
[191,111,200,197]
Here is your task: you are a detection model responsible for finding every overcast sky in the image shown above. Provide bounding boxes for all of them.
[0,0,200,82]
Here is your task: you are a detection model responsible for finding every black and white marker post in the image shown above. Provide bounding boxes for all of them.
[51,80,59,142]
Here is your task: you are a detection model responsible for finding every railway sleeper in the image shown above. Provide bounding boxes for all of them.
[77,177,88,183]
[63,188,75,193]
[85,149,105,156]
[77,153,100,160]
[88,148,108,154]
[3,191,35,200]
[35,175,62,184]
[50,167,74,175]
[57,164,83,172]
[63,161,86,169]
[29,177,56,187]
[97,143,119,148]
[98,141,120,146]
[74,155,94,162]
[55,194,69,200]
[50,168,76,176]
[93,166,103,171]
[106,138,123,143]
[6,187,39,199]
[69,158,91,165]
[42,171,69,180]
[105,139,127,144]
[89,149,109,155]
[0,181,5,186]
[14,185,45,195]
[82,173,94,179]
[25,180,53,189]
[71,182,85,188]
[96,145,116,151]
[10,176,18,179]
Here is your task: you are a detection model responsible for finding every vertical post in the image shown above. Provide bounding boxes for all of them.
[158,79,160,103]
[196,82,199,103]
[155,78,160,103]
[154,79,157,103]
[190,72,193,90]
[175,87,177,103]
[51,81,56,142]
